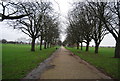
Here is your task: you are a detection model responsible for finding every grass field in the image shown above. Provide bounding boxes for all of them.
[2,44,58,79]
[0,44,2,80]
[66,47,119,79]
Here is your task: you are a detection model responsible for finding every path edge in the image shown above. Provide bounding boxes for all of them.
[66,48,112,79]
[23,48,60,79]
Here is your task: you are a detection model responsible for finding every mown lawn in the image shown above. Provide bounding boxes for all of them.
[66,47,119,79]
[0,44,2,80]
[2,44,58,79]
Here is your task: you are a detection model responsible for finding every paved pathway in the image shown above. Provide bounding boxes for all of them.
[40,46,111,79]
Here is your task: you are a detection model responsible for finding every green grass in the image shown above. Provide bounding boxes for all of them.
[66,47,119,79]
[0,44,2,80]
[2,44,58,79]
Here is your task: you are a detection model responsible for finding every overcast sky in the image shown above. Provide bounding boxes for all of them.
[0,0,116,46]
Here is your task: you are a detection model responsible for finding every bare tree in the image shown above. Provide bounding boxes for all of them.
[0,2,31,21]
[66,2,93,51]
[102,2,120,58]
[82,2,108,53]
[10,1,52,51]
[88,1,120,57]
[66,1,109,54]
[79,4,93,51]
[108,2,120,58]
[42,14,60,49]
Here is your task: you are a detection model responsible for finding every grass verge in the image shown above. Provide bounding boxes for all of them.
[2,44,58,79]
[0,44,2,80]
[66,47,119,79]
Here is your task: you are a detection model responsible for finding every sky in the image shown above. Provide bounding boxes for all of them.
[0,0,116,46]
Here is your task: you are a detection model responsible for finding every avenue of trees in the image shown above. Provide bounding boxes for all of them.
[64,1,120,58]
[0,1,60,52]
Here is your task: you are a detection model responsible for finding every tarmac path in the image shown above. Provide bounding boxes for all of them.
[40,46,111,79]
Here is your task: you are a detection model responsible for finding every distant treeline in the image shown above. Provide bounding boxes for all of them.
[0,39,29,44]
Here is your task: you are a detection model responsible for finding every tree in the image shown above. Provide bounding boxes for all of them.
[66,19,81,49]
[102,2,120,58]
[42,14,60,49]
[78,4,93,51]
[66,2,93,51]
[88,1,120,57]
[1,39,7,43]
[0,2,31,21]
[86,2,109,53]
[66,1,109,54]
[92,17,108,53]
[39,28,43,50]
[10,1,52,51]
[108,2,120,58]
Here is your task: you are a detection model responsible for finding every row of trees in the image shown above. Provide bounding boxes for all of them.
[64,1,120,58]
[0,1,60,51]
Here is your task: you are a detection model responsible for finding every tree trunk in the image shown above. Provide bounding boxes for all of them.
[86,42,89,51]
[44,41,47,49]
[81,42,83,50]
[114,9,120,58]
[31,38,35,51]
[114,33,120,58]
[40,36,43,50]
[77,42,79,49]
[95,43,99,54]
[47,42,49,48]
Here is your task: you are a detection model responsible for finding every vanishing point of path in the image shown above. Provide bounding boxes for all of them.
[40,46,111,79]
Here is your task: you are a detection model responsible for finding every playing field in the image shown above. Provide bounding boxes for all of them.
[66,47,119,79]
[2,44,58,79]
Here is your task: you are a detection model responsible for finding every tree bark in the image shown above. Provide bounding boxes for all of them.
[95,43,99,54]
[31,38,35,51]
[114,7,120,58]
[2,13,31,21]
[77,42,79,49]
[81,42,83,50]
[114,32,120,58]
[40,36,43,50]
[44,41,47,49]
[86,41,89,51]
